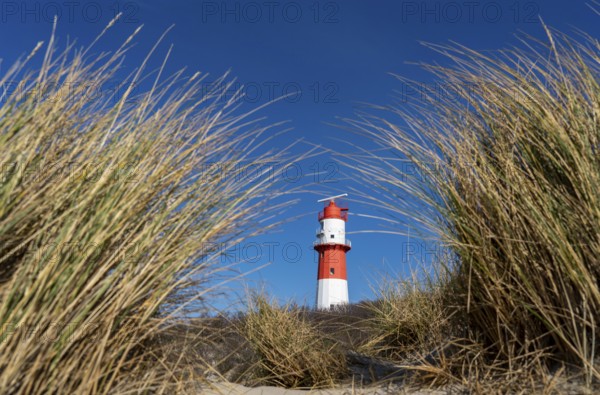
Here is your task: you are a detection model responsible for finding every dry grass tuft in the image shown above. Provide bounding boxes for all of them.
[345,26,600,387]
[239,294,348,388]
[361,275,450,360]
[0,20,288,394]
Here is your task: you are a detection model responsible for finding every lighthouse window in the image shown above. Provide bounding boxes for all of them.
[330,234,335,239]
[330,268,335,275]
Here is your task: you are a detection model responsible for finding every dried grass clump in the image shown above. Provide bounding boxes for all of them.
[347,26,600,384]
[0,21,287,394]
[240,295,347,388]
[362,276,449,360]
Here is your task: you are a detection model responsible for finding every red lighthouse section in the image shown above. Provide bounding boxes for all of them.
[315,245,349,279]
[318,200,349,222]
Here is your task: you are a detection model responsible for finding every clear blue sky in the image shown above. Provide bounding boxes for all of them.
[1,1,597,308]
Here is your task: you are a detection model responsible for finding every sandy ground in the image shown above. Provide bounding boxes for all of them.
[202,382,453,395]
[200,378,597,394]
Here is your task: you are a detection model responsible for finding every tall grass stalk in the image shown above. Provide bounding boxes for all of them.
[0,21,289,394]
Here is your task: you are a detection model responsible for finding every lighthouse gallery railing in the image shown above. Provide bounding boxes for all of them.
[313,239,351,248]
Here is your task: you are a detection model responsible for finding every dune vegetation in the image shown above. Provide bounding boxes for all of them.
[1,16,599,395]
[344,26,600,391]
[0,20,290,394]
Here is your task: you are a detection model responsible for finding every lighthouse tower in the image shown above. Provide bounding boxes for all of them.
[314,194,351,310]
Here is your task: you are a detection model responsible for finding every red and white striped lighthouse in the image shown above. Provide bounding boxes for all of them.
[314,194,351,309]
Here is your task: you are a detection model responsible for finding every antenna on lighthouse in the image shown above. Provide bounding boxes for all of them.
[317,193,348,203]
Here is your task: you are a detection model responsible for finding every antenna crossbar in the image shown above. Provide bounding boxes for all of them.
[317,193,348,203]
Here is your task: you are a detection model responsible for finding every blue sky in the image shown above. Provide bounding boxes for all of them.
[1,1,598,308]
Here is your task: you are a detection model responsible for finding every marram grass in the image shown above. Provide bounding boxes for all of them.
[239,294,347,389]
[0,22,288,394]
[347,27,600,383]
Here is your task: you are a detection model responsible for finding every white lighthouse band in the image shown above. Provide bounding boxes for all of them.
[316,278,348,309]
[317,218,346,244]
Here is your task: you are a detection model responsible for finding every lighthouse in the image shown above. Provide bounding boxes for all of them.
[314,194,351,310]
